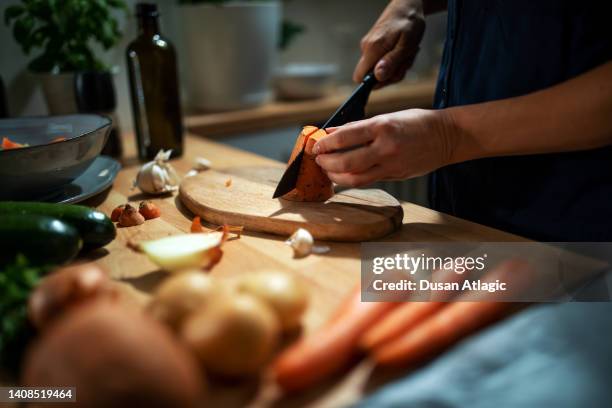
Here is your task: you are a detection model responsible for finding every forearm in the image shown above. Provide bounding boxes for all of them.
[445,61,612,163]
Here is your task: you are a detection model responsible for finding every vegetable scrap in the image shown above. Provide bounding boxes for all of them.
[117,204,145,227]
[1,136,26,150]
[139,201,161,220]
[190,216,204,233]
[191,216,243,240]
[110,204,126,222]
[137,233,225,272]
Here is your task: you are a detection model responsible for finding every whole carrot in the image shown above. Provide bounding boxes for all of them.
[360,302,447,351]
[372,301,516,367]
[372,259,532,368]
[361,264,470,351]
[272,285,397,392]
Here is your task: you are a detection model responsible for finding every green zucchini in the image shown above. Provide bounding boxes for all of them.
[0,215,82,266]
[0,202,116,250]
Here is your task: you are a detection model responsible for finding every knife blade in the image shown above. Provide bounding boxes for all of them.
[272,72,378,199]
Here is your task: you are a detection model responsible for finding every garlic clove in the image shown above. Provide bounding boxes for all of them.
[285,228,329,258]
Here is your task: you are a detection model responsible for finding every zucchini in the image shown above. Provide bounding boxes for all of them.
[0,215,82,266]
[0,202,115,250]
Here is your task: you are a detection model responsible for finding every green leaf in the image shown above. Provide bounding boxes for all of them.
[4,5,25,26]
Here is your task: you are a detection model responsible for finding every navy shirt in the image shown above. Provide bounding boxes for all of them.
[430,0,612,241]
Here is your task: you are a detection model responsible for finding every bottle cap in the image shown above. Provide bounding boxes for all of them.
[136,3,159,17]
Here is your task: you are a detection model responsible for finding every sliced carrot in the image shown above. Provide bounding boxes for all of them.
[51,136,67,143]
[272,285,397,392]
[190,216,204,233]
[2,136,25,149]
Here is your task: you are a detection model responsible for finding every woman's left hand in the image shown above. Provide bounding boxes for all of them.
[313,109,455,187]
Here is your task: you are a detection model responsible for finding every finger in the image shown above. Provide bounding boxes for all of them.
[353,32,400,83]
[314,122,374,154]
[327,165,387,187]
[374,35,419,82]
[315,145,378,174]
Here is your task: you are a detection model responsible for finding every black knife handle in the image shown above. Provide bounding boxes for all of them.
[362,70,378,90]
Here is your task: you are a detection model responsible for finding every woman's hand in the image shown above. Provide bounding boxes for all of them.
[313,109,455,187]
[354,0,426,87]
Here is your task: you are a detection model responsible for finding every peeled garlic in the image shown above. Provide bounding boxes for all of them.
[285,228,329,258]
[135,150,181,195]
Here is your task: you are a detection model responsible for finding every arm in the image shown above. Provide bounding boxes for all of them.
[449,61,612,162]
[354,0,448,86]
[314,62,612,187]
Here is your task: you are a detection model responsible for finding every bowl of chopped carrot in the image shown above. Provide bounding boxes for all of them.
[0,114,111,199]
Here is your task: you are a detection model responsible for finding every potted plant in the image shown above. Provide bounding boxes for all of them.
[4,0,127,116]
[178,0,283,111]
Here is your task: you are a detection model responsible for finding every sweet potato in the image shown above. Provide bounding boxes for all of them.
[282,126,334,202]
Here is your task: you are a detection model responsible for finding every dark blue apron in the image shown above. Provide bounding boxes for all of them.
[430,0,612,241]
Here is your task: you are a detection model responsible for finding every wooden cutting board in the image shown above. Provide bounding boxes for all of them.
[179,166,403,242]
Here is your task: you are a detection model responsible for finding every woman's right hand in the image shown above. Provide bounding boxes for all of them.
[354,0,426,87]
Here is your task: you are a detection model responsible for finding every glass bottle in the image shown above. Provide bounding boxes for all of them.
[127,3,183,160]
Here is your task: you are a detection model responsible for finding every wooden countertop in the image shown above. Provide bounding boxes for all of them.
[84,133,523,407]
[185,79,437,138]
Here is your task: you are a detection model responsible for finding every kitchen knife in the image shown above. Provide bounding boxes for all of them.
[272,71,378,199]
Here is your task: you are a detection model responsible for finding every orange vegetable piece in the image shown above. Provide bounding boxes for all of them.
[282,126,334,202]
[51,136,67,143]
[272,285,397,392]
[2,137,25,149]
[110,204,126,222]
[138,201,161,220]
[191,216,204,233]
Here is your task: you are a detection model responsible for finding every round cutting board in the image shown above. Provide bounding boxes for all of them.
[179,166,403,242]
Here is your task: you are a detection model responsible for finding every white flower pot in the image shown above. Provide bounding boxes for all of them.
[180,1,280,111]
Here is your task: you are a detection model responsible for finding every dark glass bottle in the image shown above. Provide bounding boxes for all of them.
[0,76,7,118]
[127,3,183,160]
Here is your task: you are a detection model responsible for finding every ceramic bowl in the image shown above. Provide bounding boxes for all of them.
[274,63,338,100]
[0,114,111,199]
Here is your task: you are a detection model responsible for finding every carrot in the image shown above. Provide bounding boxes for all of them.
[361,264,471,350]
[282,127,334,202]
[360,302,447,351]
[272,285,397,392]
[372,259,532,368]
[372,301,516,367]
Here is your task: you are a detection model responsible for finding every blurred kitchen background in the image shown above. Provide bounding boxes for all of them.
[0,0,446,206]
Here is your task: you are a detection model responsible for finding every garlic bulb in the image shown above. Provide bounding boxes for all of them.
[134,150,181,195]
[286,228,330,258]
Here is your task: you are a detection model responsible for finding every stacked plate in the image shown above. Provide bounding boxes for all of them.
[0,114,121,203]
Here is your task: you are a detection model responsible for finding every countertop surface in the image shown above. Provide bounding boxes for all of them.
[84,132,524,407]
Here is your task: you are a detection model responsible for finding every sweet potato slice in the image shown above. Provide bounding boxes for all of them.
[282,127,334,202]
